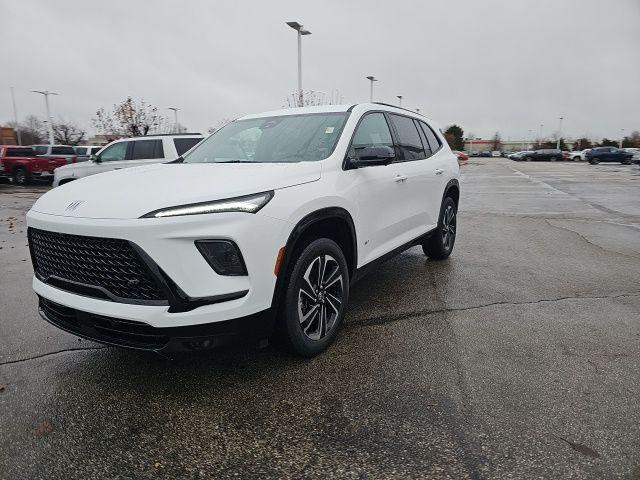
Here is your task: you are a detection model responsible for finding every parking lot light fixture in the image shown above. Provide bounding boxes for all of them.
[556,117,563,150]
[365,76,378,102]
[168,107,179,133]
[620,128,625,148]
[32,89,58,146]
[286,21,312,107]
[397,95,403,107]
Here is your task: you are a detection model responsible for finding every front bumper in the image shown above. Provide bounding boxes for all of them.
[27,209,292,329]
[39,296,274,352]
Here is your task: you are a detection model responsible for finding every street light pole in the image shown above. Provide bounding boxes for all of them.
[556,117,563,150]
[286,21,312,107]
[32,90,58,146]
[10,87,22,145]
[538,123,544,147]
[620,128,625,148]
[527,129,533,150]
[168,107,179,133]
[397,95,403,107]
[365,76,377,102]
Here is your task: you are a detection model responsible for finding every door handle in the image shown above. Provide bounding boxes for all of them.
[434,168,444,175]
[394,174,408,182]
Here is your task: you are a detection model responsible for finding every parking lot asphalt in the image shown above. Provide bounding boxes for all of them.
[1,159,639,479]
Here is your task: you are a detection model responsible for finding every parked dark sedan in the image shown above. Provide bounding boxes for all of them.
[521,149,563,162]
[586,147,633,165]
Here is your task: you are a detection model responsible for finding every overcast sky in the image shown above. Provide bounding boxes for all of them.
[1,0,639,141]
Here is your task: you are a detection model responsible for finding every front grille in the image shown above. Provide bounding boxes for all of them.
[28,228,166,303]
[39,297,170,350]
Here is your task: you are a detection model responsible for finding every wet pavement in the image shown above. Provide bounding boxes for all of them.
[1,159,639,479]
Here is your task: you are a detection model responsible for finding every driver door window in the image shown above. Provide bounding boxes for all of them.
[99,142,129,162]
[352,113,393,153]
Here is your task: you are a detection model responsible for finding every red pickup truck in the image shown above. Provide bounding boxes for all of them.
[0,145,68,185]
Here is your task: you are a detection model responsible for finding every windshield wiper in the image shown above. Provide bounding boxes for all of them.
[167,156,184,164]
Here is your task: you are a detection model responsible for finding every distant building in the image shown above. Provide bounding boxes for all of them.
[1,127,17,145]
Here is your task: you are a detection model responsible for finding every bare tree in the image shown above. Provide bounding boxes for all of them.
[284,90,329,108]
[11,115,47,144]
[52,119,86,145]
[491,132,502,151]
[92,97,164,139]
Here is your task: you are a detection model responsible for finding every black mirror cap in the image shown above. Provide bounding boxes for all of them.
[348,145,395,168]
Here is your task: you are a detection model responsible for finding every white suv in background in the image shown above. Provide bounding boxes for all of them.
[52,134,204,186]
[27,104,460,357]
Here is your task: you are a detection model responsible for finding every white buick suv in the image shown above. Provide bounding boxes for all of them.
[27,103,460,357]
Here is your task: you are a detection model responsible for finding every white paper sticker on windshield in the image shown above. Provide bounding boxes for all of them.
[325,127,335,134]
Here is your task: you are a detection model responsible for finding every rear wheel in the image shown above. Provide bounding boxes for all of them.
[550,156,557,162]
[622,159,632,165]
[525,156,532,162]
[13,167,29,185]
[278,238,349,357]
[422,196,457,260]
[589,157,600,165]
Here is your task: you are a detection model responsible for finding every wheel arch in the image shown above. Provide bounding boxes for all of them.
[442,178,460,208]
[270,207,357,309]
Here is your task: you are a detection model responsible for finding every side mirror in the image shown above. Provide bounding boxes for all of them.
[91,154,101,163]
[349,145,395,168]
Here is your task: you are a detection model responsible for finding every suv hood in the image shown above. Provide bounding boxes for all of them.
[32,162,321,219]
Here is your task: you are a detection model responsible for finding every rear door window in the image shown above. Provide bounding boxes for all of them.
[388,114,426,161]
[131,139,164,160]
[174,137,202,156]
[33,146,47,155]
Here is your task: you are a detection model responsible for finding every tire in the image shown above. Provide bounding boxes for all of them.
[550,156,557,162]
[278,238,349,357]
[622,159,632,165]
[589,157,600,165]
[525,156,532,162]
[422,196,457,260]
[13,167,30,185]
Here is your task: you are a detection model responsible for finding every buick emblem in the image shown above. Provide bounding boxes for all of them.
[65,200,85,211]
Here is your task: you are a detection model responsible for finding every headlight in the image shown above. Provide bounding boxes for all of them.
[141,191,274,218]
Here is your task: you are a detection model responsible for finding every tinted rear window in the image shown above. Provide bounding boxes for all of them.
[33,146,47,155]
[74,147,88,155]
[6,147,35,157]
[174,137,202,156]
[51,146,76,155]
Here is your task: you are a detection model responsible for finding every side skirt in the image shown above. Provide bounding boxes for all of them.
[351,227,436,284]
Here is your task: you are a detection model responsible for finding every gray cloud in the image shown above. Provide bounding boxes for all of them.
[1,0,639,141]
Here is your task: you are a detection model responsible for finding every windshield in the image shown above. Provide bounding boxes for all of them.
[184,113,348,164]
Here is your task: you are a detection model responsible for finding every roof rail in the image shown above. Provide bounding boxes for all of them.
[371,102,424,116]
[137,133,203,137]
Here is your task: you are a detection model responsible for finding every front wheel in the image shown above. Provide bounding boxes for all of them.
[279,238,349,357]
[525,156,532,162]
[589,157,600,165]
[422,197,457,260]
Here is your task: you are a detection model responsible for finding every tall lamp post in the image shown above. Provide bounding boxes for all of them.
[620,128,625,148]
[538,123,544,147]
[32,90,58,146]
[365,76,377,102]
[168,107,179,133]
[556,116,563,150]
[10,87,22,145]
[396,95,403,107]
[286,21,312,107]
